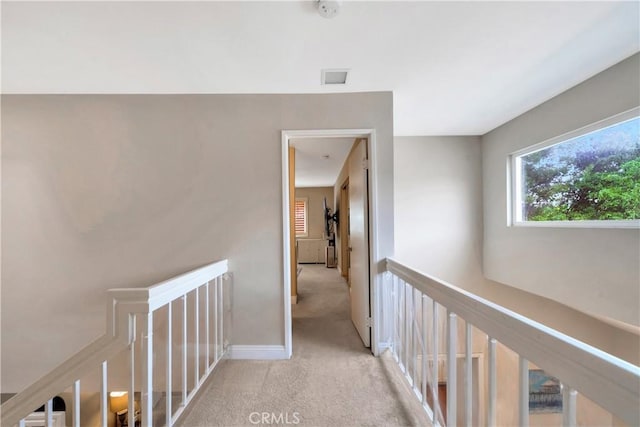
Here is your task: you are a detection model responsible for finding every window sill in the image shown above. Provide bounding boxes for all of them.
[512,220,640,229]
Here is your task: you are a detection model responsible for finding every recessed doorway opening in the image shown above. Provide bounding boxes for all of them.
[281,129,380,358]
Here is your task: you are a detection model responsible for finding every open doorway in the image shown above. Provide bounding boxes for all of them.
[281,129,378,358]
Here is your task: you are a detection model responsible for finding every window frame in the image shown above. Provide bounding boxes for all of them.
[294,197,309,237]
[508,107,640,229]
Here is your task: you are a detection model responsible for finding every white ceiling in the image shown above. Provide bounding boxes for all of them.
[2,1,638,135]
[291,137,354,188]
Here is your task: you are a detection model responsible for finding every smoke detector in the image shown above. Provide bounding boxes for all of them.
[318,0,340,19]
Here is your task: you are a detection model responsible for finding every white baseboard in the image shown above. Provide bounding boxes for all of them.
[228,345,289,360]
[377,341,392,355]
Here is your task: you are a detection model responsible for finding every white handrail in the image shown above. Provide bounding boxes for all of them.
[1,259,229,427]
[1,336,126,427]
[385,257,640,426]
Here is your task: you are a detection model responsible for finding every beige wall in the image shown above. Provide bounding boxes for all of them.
[392,136,640,359]
[393,133,638,426]
[482,53,640,327]
[294,187,334,240]
[394,136,484,288]
[1,92,394,392]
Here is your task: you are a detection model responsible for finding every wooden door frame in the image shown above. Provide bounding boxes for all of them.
[281,129,380,358]
[288,147,298,303]
[340,178,350,282]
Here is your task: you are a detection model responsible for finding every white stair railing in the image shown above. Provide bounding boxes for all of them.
[1,259,231,427]
[384,258,640,427]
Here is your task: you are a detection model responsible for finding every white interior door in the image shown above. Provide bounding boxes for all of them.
[348,139,371,347]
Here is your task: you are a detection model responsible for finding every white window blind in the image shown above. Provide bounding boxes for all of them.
[295,198,308,236]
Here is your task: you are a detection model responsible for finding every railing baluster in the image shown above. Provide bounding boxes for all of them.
[397,276,402,365]
[128,315,136,427]
[391,275,396,361]
[421,295,428,406]
[465,322,472,427]
[195,287,200,386]
[519,356,529,427]
[406,285,411,382]
[562,385,577,427]
[408,285,415,385]
[166,302,173,427]
[401,281,407,374]
[213,277,219,363]
[431,300,439,426]
[487,337,497,427]
[404,281,409,373]
[398,280,403,370]
[391,275,397,360]
[205,281,210,370]
[181,295,187,405]
[100,361,107,427]
[412,290,419,390]
[397,276,402,362]
[447,310,457,427]
[219,275,224,355]
[141,312,153,427]
[73,379,81,427]
[44,399,52,427]
[395,278,400,363]
[398,277,402,363]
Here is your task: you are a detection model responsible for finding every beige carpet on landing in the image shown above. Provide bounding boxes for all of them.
[179,265,431,427]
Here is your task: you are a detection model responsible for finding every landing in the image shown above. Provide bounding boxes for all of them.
[179,265,430,426]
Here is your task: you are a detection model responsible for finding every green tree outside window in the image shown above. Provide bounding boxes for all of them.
[520,117,640,221]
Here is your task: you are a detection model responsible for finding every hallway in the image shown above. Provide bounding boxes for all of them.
[179,265,430,426]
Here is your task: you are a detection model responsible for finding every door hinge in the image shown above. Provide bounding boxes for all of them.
[366,317,372,327]
[362,158,369,170]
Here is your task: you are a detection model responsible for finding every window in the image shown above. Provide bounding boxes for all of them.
[511,108,640,227]
[295,198,308,237]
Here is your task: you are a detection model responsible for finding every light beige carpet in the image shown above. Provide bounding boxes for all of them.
[178,265,431,427]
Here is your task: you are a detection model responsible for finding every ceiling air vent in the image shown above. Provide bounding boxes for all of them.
[321,69,349,85]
